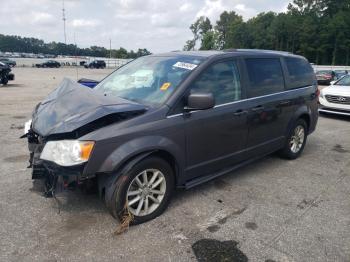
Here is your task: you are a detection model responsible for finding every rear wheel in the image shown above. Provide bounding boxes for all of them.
[279,119,308,159]
[105,156,174,225]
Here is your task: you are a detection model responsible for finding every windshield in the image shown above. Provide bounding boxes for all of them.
[94,55,204,106]
[335,75,350,86]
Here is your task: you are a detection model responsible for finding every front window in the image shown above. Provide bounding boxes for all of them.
[335,75,350,86]
[190,60,241,105]
[95,55,204,106]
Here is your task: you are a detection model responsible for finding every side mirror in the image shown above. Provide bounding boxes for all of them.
[185,92,215,111]
[330,80,336,85]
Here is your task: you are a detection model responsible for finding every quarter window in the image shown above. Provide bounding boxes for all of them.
[190,61,241,105]
[246,58,284,97]
[285,57,314,89]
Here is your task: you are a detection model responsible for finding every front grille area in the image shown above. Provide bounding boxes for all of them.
[325,95,350,105]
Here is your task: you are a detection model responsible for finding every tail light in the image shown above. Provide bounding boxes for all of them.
[316,88,320,103]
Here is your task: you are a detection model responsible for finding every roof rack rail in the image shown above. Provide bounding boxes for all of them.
[223,49,237,52]
[236,49,292,54]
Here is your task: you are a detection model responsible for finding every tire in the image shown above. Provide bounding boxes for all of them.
[105,156,174,225]
[279,119,308,159]
[1,77,8,85]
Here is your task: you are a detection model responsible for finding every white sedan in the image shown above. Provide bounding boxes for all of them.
[319,75,350,116]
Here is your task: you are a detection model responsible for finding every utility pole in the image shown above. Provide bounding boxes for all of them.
[109,38,112,59]
[62,0,67,44]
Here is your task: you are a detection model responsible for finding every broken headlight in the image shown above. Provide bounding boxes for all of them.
[40,140,95,166]
[24,119,32,134]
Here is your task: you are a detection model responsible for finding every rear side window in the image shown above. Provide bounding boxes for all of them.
[245,58,284,98]
[285,57,314,89]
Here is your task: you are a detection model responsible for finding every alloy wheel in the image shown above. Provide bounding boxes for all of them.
[126,169,166,216]
[290,125,305,153]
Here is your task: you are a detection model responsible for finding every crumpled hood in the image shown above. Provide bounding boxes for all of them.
[32,78,146,137]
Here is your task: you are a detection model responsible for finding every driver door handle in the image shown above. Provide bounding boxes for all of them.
[233,109,248,116]
[251,105,264,112]
[279,100,291,106]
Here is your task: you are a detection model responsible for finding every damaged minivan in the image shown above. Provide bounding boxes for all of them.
[24,50,318,224]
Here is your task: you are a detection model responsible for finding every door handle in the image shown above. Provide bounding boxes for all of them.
[279,101,291,106]
[233,109,248,116]
[251,105,264,112]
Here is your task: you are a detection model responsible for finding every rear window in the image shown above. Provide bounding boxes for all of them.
[246,58,284,98]
[285,57,314,89]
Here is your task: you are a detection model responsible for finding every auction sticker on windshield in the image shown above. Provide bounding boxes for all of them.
[173,62,198,70]
[160,82,171,91]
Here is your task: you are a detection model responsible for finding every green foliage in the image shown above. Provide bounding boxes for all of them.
[215,11,243,49]
[0,34,151,59]
[184,16,214,51]
[184,0,350,65]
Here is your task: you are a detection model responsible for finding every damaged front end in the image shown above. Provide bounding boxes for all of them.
[23,78,147,197]
[26,129,91,197]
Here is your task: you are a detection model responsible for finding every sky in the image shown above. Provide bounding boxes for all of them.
[0,0,290,53]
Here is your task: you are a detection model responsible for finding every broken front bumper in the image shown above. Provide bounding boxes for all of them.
[25,128,86,195]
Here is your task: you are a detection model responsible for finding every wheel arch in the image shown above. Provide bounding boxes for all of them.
[96,136,184,199]
[114,149,180,183]
[298,113,310,131]
[286,106,311,136]
[98,148,180,203]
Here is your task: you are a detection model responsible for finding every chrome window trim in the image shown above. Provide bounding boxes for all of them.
[166,85,313,119]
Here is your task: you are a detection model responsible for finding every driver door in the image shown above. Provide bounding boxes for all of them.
[184,60,249,180]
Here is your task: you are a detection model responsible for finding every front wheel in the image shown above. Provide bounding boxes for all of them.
[105,156,174,225]
[279,119,308,159]
[1,76,8,85]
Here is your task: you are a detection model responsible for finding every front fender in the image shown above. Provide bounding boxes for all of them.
[97,135,185,176]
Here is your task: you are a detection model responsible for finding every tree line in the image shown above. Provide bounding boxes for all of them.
[184,0,350,65]
[0,34,151,59]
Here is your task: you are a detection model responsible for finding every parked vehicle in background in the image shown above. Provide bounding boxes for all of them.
[316,70,337,85]
[0,62,15,85]
[84,60,106,69]
[0,58,16,67]
[35,60,61,68]
[319,74,350,116]
[23,50,318,224]
[334,70,348,78]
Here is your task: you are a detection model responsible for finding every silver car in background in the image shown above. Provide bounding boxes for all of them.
[319,75,350,116]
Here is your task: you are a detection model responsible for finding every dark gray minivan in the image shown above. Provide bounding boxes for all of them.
[24,50,318,224]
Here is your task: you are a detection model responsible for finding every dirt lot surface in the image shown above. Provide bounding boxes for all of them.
[0,68,349,262]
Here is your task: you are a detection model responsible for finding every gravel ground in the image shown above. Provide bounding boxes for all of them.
[0,67,349,262]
